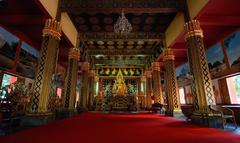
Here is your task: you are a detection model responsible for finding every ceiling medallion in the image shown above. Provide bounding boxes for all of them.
[114,9,132,35]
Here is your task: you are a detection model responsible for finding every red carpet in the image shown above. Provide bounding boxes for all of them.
[0,112,240,143]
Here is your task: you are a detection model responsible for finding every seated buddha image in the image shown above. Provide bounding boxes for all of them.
[112,70,128,96]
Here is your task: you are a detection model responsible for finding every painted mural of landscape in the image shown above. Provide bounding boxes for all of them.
[0,27,19,70]
[176,62,190,80]
[206,42,226,74]
[224,31,240,67]
[16,42,39,78]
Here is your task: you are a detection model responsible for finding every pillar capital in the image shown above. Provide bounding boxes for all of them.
[82,62,89,72]
[152,62,163,104]
[184,19,215,113]
[89,70,95,77]
[94,76,99,81]
[141,76,146,82]
[145,70,152,78]
[69,47,80,61]
[184,20,203,40]
[42,19,61,40]
[163,48,175,61]
[152,62,160,71]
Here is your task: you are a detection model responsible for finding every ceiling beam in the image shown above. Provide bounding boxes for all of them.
[87,49,154,56]
[60,0,184,14]
[93,59,148,66]
[80,32,164,41]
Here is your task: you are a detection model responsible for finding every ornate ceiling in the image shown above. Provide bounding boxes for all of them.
[60,0,185,68]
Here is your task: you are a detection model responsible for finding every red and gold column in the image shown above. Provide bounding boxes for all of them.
[141,76,146,108]
[79,62,89,110]
[145,70,152,109]
[184,20,215,114]
[63,47,80,111]
[29,19,61,114]
[152,62,164,104]
[163,48,181,116]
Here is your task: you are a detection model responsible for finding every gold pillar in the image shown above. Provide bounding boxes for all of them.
[63,47,80,111]
[145,70,152,109]
[98,78,103,97]
[163,48,181,115]
[152,62,164,104]
[94,76,99,97]
[79,62,89,109]
[141,76,146,107]
[184,20,215,113]
[30,19,61,113]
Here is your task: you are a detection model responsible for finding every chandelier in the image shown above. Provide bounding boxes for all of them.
[114,10,132,35]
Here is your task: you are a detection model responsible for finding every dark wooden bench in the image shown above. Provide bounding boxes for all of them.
[151,103,163,113]
[181,104,193,120]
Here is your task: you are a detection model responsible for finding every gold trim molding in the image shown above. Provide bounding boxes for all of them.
[43,19,62,40]
[82,62,90,71]
[69,47,80,60]
[152,62,160,71]
[145,70,152,78]
[163,48,175,61]
[184,20,203,41]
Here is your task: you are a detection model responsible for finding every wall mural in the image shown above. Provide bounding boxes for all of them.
[97,67,142,76]
[16,42,39,78]
[224,31,240,67]
[206,43,226,75]
[176,63,190,80]
[0,27,19,70]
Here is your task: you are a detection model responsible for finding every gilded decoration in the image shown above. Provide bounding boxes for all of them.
[184,20,203,41]
[42,19,61,40]
[163,48,175,61]
[97,67,142,76]
[69,47,80,61]
[89,70,95,77]
[112,70,128,96]
[82,62,90,72]
[145,70,152,78]
[153,62,160,71]
[163,49,181,112]
[184,20,215,112]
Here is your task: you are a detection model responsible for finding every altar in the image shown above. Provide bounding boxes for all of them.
[102,70,137,111]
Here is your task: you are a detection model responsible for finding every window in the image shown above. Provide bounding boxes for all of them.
[179,88,186,104]
[56,88,62,98]
[0,73,18,99]
[226,75,240,104]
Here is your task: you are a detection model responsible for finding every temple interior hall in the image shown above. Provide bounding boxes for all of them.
[0,0,240,143]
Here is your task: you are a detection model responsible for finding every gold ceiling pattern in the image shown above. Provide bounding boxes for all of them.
[59,0,184,67]
[90,55,153,66]
[85,40,159,49]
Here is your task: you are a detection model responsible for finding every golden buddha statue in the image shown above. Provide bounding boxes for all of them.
[112,70,128,96]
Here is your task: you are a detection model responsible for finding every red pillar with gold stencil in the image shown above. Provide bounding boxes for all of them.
[163,48,181,116]
[63,47,80,111]
[29,19,61,114]
[152,62,164,104]
[184,20,216,124]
